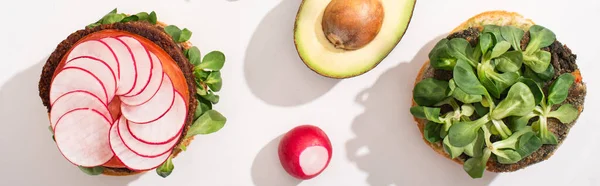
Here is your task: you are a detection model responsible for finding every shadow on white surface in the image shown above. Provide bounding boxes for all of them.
[251,135,301,186]
[244,0,340,107]
[0,58,140,186]
[345,36,498,185]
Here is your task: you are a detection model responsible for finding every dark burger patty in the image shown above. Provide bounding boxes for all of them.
[421,27,587,172]
[38,21,197,174]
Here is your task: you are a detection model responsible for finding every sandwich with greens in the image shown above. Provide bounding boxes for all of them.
[39,9,227,177]
[410,10,586,178]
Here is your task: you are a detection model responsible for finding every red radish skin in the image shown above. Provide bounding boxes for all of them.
[64,56,117,102]
[54,108,114,167]
[100,37,138,96]
[120,74,175,124]
[50,67,109,105]
[50,90,112,129]
[116,116,181,157]
[109,122,171,171]
[278,125,332,180]
[127,92,187,144]
[120,52,164,106]
[119,36,153,97]
[65,40,119,79]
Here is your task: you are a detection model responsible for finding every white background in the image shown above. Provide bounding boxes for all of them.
[0,0,599,185]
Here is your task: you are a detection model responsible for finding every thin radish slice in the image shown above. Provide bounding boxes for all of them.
[50,67,108,105]
[50,90,111,130]
[118,36,153,97]
[117,116,180,157]
[64,56,117,102]
[101,37,137,96]
[109,123,171,171]
[121,75,175,123]
[128,92,187,144]
[66,40,119,79]
[120,52,164,106]
[54,108,113,167]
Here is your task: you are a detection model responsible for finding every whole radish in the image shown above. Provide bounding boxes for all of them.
[278,125,332,180]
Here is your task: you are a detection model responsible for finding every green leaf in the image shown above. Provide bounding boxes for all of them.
[135,12,149,21]
[452,85,483,103]
[473,102,489,117]
[164,25,182,42]
[490,41,511,59]
[492,127,533,150]
[519,78,544,105]
[149,11,157,24]
[508,112,536,132]
[448,115,490,147]
[198,51,226,70]
[463,149,491,179]
[523,67,545,85]
[516,132,543,158]
[428,39,457,70]
[483,25,504,43]
[206,71,223,92]
[537,64,555,81]
[454,60,487,95]
[424,121,443,143]
[463,129,485,158]
[494,51,523,73]
[461,104,475,117]
[201,91,220,104]
[121,15,139,23]
[491,82,536,120]
[525,25,556,53]
[187,110,227,137]
[548,73,575,105]
[443,136,464,158]
[495,149,522,164]
[186,46,202,66]
[535,117,559,145]
[156,156,174,178]
[547,104,578,123]
[523,50,551,73]
[78,166,104,176]
[477,66,501,98]
[412,78,449,106]
[410,106,442,123]
[487,70,520,98]
[86,22,102,29]
[178,28,192,42]
[447,38,478,67]
[500,26,525,51]
[479,33,493,56]
[194,100,211,120]
[102,13,126,24]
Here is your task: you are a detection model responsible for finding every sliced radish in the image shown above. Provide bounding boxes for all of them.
[64,56,117,102]
[120,52,164,106]
[128,92,187,144]
[50,67,108,105]
[101,37,137,96]
[50,90,112,130]
[121,75,175,123]
[278,125,332,180]
[118,36,153,97]
[116,116,180,157]
[66,40,119,79]
[109,123,171,171]
[54,108,113,167]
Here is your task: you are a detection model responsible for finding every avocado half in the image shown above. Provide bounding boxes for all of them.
[294,0,416,78]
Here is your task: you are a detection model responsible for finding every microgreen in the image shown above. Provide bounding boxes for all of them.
[78,166,104,176]
[415,24,579,179]
[156,155,175,178]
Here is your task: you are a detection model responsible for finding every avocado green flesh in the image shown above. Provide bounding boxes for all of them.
[294,0,416,78]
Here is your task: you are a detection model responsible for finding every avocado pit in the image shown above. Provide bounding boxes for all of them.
[321,0,384,50]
